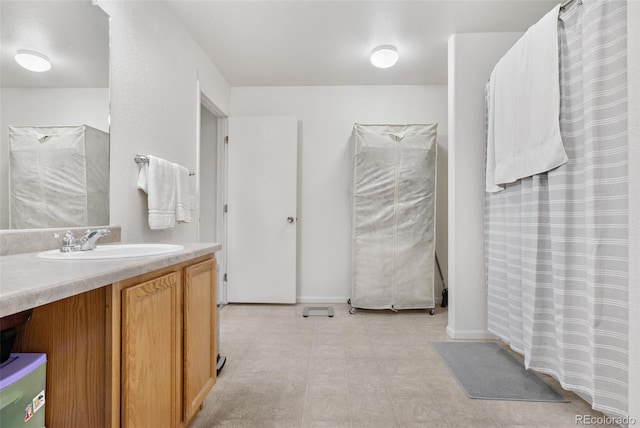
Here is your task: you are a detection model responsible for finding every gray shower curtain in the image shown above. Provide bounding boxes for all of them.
[485,0,629,418]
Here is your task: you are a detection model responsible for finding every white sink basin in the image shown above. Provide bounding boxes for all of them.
[37,243,184,260]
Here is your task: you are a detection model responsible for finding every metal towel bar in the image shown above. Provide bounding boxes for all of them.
[134,154,195,176]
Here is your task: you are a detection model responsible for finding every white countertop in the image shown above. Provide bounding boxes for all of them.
[0,242,221,317]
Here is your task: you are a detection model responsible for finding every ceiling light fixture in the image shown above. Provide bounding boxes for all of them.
[15,49,52,72]
[370,45,399,69]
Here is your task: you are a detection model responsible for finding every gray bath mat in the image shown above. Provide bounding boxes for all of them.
[431,342,567,402]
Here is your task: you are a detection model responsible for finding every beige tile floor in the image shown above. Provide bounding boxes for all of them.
[190,304,615,428]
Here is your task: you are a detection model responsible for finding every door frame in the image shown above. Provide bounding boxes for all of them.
[196,79,228,305]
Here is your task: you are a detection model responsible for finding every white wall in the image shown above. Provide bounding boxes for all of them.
[0,88,109,228]
[447,33,521,339]
[230,85,447,303]
[199,105,218,242]
[97,0,230,243]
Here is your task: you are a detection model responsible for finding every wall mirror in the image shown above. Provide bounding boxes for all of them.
[0,0,110,229]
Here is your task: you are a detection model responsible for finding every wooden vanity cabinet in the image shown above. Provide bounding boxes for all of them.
[13,287,108,428]
[14,254,217,428]
[109,255,218,428]
[183,259,217,422]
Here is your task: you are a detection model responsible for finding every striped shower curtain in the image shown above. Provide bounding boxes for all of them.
[485,0,629,419]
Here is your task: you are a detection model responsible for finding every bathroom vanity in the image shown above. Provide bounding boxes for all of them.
[0,239,221,428]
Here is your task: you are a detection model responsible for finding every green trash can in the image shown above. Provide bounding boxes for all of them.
[0,353,46,427]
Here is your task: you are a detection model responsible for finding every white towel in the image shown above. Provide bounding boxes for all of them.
[136,162,149,193]
[137,155,176,230]
[175,164,191,223]
[486,4,567,192]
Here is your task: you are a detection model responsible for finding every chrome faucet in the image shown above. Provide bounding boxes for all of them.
[77,229,110,250]
[54,230,78,252]
[54,229,110,252]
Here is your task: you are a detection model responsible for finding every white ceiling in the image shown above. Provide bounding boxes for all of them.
[0,1,109,88]
[164,0,560,86]
[0,1,560,89]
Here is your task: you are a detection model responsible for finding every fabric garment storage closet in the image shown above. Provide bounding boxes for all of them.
[350,123,437,313]
[8,125,109,229]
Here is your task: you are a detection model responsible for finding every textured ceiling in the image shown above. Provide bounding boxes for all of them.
[164,0,560,86]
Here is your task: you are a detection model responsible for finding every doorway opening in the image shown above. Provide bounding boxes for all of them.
[197,88,227,306]
[197,85,228,375]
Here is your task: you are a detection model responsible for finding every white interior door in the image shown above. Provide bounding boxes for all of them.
[227,116,297,303]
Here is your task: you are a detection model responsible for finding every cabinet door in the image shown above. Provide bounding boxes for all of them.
[183,258,217,422]
[121,271,181,428]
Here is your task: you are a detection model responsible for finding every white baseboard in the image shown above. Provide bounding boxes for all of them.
[298,296,444,305]
[297,296,350,304]
[446,326,497,340]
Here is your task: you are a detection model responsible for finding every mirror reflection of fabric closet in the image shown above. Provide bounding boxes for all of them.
[8,125,109,229]
[0,0,110,229]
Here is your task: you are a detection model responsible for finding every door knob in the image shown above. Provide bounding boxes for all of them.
[287,216,295,224]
